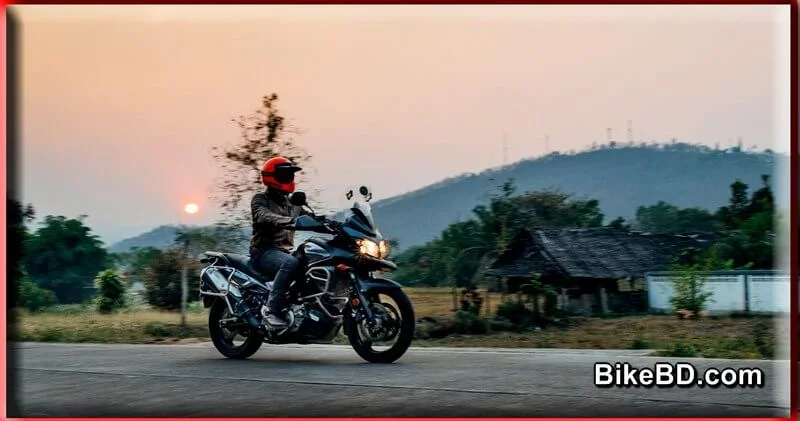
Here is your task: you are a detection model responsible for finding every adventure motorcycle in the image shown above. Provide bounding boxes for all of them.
[198,186,415,364]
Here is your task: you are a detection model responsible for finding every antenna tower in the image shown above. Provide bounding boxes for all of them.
[627,120,633,143]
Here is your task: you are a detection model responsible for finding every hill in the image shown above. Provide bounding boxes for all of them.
[367,144,783,251]
[109,144,784,254]
[107,224,313,254]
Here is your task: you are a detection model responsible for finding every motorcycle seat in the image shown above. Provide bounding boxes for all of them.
[204,251,271,283]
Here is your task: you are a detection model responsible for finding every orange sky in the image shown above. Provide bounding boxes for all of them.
[13,5,791,244]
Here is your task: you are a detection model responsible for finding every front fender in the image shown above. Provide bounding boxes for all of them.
[358,276,404,293]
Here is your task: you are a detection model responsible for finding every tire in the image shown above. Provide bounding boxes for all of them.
[346,288,415,364]
[208,298,263,359]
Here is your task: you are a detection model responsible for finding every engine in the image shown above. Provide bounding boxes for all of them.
[285,302,339,340]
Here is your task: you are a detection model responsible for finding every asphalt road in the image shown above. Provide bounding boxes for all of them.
[9,342,790,418]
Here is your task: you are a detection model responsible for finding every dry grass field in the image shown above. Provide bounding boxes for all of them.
[11,288,782,359]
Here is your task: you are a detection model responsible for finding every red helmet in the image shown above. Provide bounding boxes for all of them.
[261,156,302,193]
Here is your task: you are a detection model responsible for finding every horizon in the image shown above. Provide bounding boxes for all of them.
[14,5,791,245]
[23,142,788,249]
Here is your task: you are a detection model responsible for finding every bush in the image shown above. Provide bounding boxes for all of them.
[94,269,127,314]
[415,316,456,339]
[663,341,697,358]
[495,300,536,329]
[452,310,489,334]
[630,337,651,350]
[17,278,57,313]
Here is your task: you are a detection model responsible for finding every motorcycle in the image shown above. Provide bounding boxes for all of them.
[198,186,415,364]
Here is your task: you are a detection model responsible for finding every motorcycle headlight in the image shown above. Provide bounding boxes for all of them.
[357,239,381,258]
[378,240,391,259]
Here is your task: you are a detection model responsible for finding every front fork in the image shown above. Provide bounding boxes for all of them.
[347,273,379,328]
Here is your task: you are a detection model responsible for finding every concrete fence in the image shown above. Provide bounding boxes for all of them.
[645,270,790,315]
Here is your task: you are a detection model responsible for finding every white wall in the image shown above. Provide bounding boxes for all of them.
[747,275,791,313]
[646,271,789,315]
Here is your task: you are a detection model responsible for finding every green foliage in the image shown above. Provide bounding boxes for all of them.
[634,201,721,234]
[142,249,200,310]
[24,215,110,304]
[662,341,697,358]
[629,337,651,350]
[710,175,776,269]
[8,197,36,309]
[394,179,605,287]
[17,277,57,313]
[495,300,536,329]
[211,93,314,224]
[452,310,489,334]
[668,246,729,318]
[94,270,127,314]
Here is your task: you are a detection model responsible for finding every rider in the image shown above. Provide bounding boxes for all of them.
[249,156,306,329]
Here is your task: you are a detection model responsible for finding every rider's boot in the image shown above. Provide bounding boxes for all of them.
[264,269,293,329]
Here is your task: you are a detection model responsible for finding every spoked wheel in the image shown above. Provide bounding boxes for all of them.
[345,288,415,364]
[208,299,263,359]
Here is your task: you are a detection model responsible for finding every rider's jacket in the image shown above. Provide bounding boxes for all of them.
[249,188,307,256]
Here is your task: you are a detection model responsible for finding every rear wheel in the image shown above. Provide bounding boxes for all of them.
[208,299,263,359]
[346,288,415,364]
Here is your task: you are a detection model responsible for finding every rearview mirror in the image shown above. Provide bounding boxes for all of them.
[359,185,373,202]
[346,185,373,202]
[289,191,307,207]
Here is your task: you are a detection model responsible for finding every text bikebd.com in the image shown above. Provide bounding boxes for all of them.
[594,362,765,388]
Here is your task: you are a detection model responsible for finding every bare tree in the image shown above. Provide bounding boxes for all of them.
[211,93,324,226]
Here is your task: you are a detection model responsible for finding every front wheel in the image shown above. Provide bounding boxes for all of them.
[345,288,415,364]
[208,299,263,359]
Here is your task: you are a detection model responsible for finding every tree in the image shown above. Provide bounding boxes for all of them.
[634,201,720,234]
[606,216,630,231]
[715,179,750,229]
[713,175,776,269]
[142,249,201,311]
[118,247,164,284]
[24,215,109,304]
[94,269,126,314]
[394,179,607,289]
[211,93,314,225]
[8,197,36,310]
[17,277,57,313]
[669,246,732,319]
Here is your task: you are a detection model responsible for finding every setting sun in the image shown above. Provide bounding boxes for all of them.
[184,203,199,214]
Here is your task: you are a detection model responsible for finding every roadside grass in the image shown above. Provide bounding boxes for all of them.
[11,289,781,359]
[413,314,781,360]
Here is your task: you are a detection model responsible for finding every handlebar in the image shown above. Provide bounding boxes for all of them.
[288,213,341,234]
